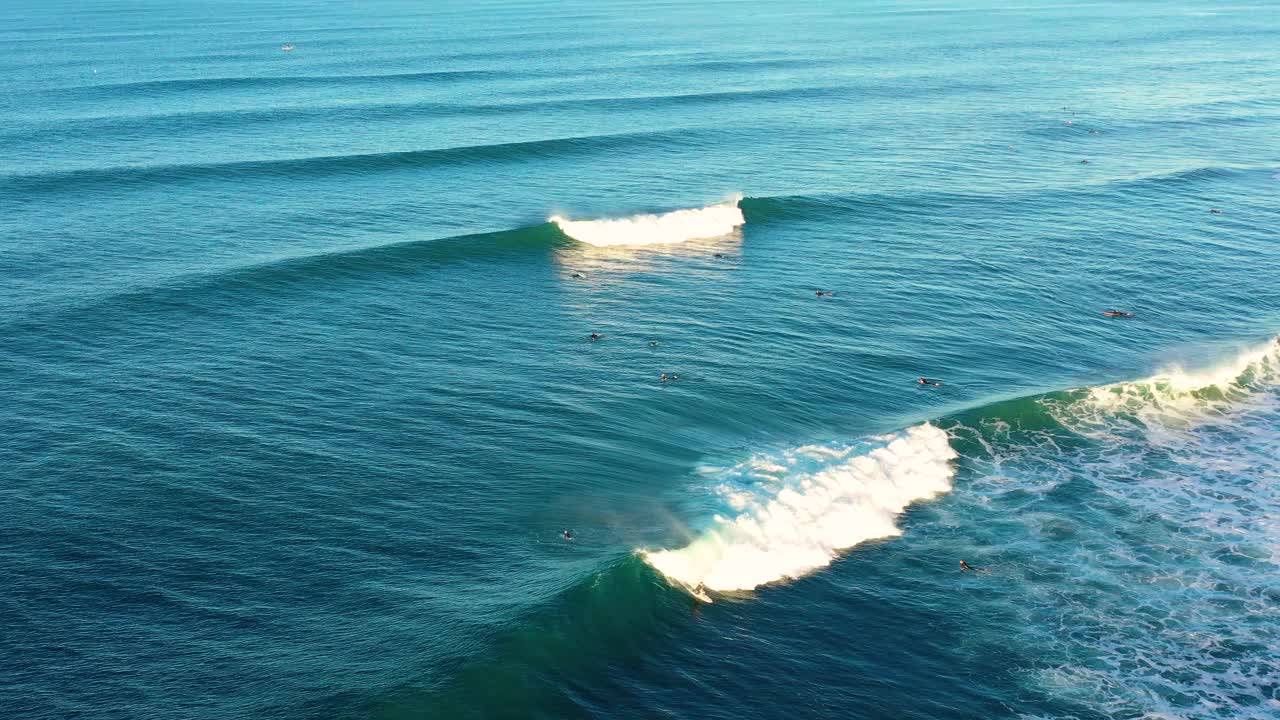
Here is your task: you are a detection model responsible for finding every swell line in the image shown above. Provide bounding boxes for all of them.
[43,69,505,97]
[3,87,843,143]
[0,128,716,195]
[0,222,569,332]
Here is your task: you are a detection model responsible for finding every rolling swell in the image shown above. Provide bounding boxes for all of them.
[0,223,570,330]
[6,87,844,144]
[739,163,1268,221]
[47,69,505,98]
[0,128,719,195]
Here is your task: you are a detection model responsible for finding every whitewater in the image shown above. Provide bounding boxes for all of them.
[550,196,745,246]
[644,424,956,592]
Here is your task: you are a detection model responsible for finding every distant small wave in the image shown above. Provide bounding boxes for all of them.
[0,129,711,194]
[550,196,745,247]
[51,69,502,97]
[3,87,841,145]
[643,424,957,592]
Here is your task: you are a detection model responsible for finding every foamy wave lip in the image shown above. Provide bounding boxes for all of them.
[1063,336,1280,425]
[550,195,744,246]
[644,424,957,592]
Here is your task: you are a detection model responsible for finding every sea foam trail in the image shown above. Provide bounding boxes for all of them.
[644,424,956,592]
[550,196,744,246]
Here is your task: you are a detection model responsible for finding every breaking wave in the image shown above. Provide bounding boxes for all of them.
[550,196,745,246]
[1044,337,1280,436]
[644,423,957,592]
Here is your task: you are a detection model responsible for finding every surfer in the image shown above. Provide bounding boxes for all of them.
[562,530,573,541]
[590,333,601,342]
[918,377,942,387]
[571,272,585,279]
[960,560,984,572]
[1080,159,1090,164]
[1102,310,1133,317]
[1209,208,1223,215]
[648,341,659,347]
[714,253,725,258]
[815,290,835,297]
[661,373,679,382]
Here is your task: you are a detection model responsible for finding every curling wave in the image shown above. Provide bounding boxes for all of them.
[644,423,956,592]
[1044,337,1280,435]
[550,196,745,247]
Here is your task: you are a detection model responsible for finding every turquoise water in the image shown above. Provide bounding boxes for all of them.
[3,1,1279,718]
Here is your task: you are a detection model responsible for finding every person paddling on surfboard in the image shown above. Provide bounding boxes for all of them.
[562,530,573,541]
[1102,310,1133,317]
[918,377,942,387]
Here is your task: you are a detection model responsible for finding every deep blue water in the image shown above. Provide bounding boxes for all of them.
[3,1,1279,719]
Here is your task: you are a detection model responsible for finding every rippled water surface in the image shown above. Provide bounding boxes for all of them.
[2,1,1279,719]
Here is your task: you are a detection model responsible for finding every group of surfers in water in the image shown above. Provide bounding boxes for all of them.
[587,298,1137,388]
[569,280,1146,591]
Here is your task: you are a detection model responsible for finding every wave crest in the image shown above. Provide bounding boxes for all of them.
[1047,337,1280,434]
[550,196,744,246]
[643,424,956,592]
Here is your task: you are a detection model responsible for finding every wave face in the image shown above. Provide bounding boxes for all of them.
[550,196,744,246]
[645,424,956,591]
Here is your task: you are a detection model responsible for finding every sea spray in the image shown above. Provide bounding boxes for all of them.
[644,424,957,592]
[550,196,744,246]
[1045,336,1280,434]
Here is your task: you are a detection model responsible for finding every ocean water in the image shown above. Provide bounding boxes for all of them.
[2,1,1279,718]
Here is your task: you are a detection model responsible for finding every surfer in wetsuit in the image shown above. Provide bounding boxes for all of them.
[562,530,573,541]
[960,560,985,572]
[1102,310,1133,317]
[590,333,601,341]
[918,377,942,387]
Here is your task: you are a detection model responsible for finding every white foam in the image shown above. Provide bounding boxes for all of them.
[1052,337,1280,434]
[550,196,744,246]
[965,375,1280,719]
[643,424,956,592]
